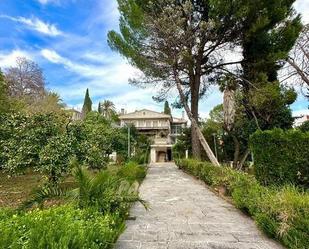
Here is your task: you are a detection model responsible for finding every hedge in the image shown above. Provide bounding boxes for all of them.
[177,159,309,249]
[250,129,309,188]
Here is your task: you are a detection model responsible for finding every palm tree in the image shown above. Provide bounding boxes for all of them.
[99,100,116,120]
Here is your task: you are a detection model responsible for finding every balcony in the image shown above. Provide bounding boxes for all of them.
[136,125,169,130]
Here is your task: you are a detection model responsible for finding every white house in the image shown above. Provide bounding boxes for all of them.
[294,114,309,127]
[119,109,187,163]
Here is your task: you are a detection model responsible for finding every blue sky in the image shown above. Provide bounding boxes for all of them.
[0,0,308,118]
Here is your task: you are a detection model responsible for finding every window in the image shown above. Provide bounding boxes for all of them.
[138,120,145,127]
[153,121,158,127]
[146,121,151,127]
[171,124,182,135]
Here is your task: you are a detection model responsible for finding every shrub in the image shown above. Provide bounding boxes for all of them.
[0,113,65,173]
[177,159,309,249]
[0,205,123,249]
[71,160,146,217]
[250,129,309,188]
[117,161,147,184]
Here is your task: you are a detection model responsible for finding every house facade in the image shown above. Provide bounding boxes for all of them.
[294,114,309,127]
[119,109,187,163]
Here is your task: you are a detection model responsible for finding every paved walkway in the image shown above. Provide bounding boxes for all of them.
[115,163,284,249]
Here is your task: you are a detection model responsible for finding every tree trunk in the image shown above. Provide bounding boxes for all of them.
[173,70,220,166]
[238,148,250,171]
[232,134,240,168]
[191,76,201,159]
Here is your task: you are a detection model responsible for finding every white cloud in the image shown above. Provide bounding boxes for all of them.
[41,48,139,81]
[0,15,62,36]
[295,0,309,24]
[0,50,33,68]
[37,0,59,5]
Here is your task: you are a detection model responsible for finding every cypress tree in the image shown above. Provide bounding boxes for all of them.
[164,101,171,116]
[82,88,92,118]
[98,102,102,114]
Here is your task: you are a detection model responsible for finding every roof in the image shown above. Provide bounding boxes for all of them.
[119,109,171,120]
[172,117,187,124]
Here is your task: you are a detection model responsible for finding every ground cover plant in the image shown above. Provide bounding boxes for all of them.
[177,159,309,249]
[0,161,147,249]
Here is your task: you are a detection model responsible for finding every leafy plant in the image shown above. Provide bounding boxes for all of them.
[117,161,147,184]
[0,205,123,249]
[69,159,147,216]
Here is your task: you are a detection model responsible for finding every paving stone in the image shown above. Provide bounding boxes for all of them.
[114,163,284,249]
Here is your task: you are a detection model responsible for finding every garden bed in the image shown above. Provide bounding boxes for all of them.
[0,162,147,249]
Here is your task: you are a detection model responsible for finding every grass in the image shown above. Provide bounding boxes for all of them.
[0,170,44,208]
[0,169,90,208]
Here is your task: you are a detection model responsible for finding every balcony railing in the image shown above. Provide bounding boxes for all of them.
[136,125,169,129]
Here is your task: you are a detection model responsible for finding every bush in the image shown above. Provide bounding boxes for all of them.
[0,113,65,173]
[0,205,123,249]
[177,159,309,249]
[117,161,147,184]
[250,129,309,188]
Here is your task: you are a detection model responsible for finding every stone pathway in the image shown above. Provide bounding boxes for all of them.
[115,163,284,249]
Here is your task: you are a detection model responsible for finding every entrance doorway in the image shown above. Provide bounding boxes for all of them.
[157,151,167,162]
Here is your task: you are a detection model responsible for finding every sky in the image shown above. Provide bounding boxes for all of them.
[0,0,308,118]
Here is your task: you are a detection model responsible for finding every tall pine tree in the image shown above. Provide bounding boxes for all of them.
[82,88,92,118]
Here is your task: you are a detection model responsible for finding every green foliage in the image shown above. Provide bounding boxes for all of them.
[82,88,92,118]
[0,111,129,179]
[0,70,11,114]
[70,160,146,216]
[2,159,147,248]
[299,121,309,132]
[172,127,191,159]
[98,100,118,121]
[250,129,309,188]
[117,161,146,184]
[177,159,309,249]
[77,112,124,169]
[0,205,123,249]
[39,134,74,184]
[0,113,66,173]
[248,83,297,130]
[163,101,171,115]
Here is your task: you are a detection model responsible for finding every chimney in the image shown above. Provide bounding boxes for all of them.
[121,108,125,115]
[182,111,185,120]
